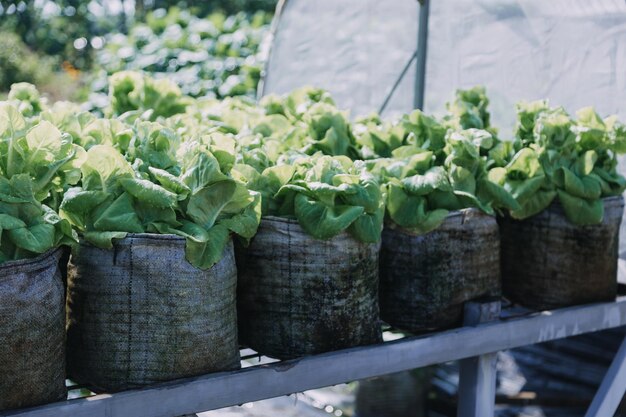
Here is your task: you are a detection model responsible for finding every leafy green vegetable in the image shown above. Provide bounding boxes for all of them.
[369,128,518,235]
[60,142,260,269]
[354,110,447,160]
[445,86,495,135]
[493,102,626,225]
[108,71,191,120]
[0,103,86,210]
[7,82,46,117]
[238,155,383,242]
[86,9,271,113]
[0,174,76,262]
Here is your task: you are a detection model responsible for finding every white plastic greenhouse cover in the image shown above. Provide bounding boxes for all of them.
[261,0,419,119]
[263,0,626,259]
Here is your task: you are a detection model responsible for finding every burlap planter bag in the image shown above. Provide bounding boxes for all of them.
[379,209,501,333]
[0,248,66,411]
[236,216,382,359]
[499,196,624,311]
[66,234,240,392]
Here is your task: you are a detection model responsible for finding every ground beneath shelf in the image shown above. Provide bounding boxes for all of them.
[199,385,354,417]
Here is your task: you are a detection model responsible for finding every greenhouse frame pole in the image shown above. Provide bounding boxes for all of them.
[414,0,430,110]
[584,334,626,417]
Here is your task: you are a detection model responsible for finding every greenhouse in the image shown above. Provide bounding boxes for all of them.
[1,1,626,416]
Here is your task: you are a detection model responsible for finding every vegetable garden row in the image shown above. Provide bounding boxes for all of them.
[1,73,624,412]
[86,8,271,111]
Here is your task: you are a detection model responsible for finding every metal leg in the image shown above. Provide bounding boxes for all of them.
[457,301,501,417]
[585,334,626,417]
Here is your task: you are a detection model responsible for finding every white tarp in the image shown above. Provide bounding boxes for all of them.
[265,0,626,129]
[425,0,626,131]
[262,0,418,119]
[264,0,626,257]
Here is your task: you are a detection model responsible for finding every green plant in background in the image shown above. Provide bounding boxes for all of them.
[0,32,53,92]
[445,86,495,134]
[86,8,272,111]
[0,0,121,71]
[135,0,278,18]
[0,1,276,110]
[354,109,447,160]
[108,71,191,119]
[7,82,47,117]
[0,0,277,73]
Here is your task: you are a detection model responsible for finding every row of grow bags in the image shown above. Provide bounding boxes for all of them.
[2,195,622,410]
[2,78,626,411]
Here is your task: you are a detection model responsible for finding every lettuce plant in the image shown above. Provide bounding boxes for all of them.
[445,86,495,134]
[0,174,76,263]
[236,154,384,242]
[354,110,446,160]
[108,71,191,121]
[60,140,261,269]
[369,128,519,235]
[489,102,626,225]
[0,104,86,210]
[87,9,271,111]
[7,82,47,117]
[0,103,79,262]
[257,87,359,159]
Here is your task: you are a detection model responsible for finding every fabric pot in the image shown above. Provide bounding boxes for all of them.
[236,216,382,359]
[379,209,501,333]
[66,234,240,392]
[0,248,66,411]
[499,196,624,310]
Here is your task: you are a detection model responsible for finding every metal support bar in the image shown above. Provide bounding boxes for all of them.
[5,298,626,417]
[584,334,626,417]
[414,0,430,110]
[457,301,501,417]
[378,50,417,115]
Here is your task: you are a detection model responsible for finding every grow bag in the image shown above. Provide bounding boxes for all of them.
[66,234,240,392]
[0,248,66,411]
[236,216,382,359]
[379,209,500,333]
[499,196,624,311]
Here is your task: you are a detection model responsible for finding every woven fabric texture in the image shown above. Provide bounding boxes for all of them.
[500,196,624,311]
[236,217,382,359]
[379,209,501,333]
[0,248,66,411]
[66,234,240,392]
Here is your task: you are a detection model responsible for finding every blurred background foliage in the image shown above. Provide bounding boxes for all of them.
[0,0,278,102]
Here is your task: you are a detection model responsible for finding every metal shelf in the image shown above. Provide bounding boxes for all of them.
[5,296,626,417]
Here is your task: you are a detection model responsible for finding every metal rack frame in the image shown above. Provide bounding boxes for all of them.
[6,4,626,416]
[5,296,626,417]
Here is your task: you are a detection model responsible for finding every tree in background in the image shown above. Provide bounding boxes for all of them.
[0,0,277,70]
[135,0,277,18]
[0,0,277,94]
[0,0,121,69]
[0,31,54,91]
